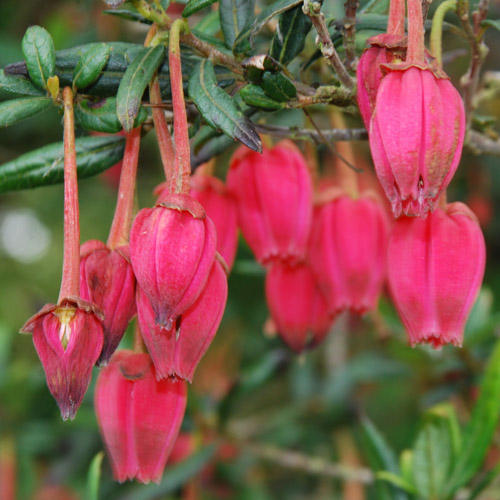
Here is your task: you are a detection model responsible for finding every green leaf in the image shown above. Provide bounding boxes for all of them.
[21,26,56,90]
[481,19,500,31]
[240,84,284,110]
[0,70,44,98]
[427,403,462,459]
[73,43,111,90]
[0,135,125,193]
[220,0,255,49]
[269,5,312,65]
[412,419,452,499]
[467,461,500,500]
[445,340,500,497]
[116,45,165,131]
[192,132,235,167]
[85,451,104,500]
[104,2,151,23]
[261,71,296,102]
[183,0,218,17]
[376,471,416,494]
[75,97,148,133]
[0,97,52,128]
[188,59,261,152]
[194,10,221,34]
[233,0,303,54]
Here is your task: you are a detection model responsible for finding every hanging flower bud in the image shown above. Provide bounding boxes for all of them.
[130,193,217,330]
[95,350,187,483]
[309,194,389,315]
[80,240,136,365]
[369,0,465,217]
[136,258,228,382]
[388,202,486,348]
[227,141,313,266]
[21,299,103,420]
[190,171,238,270]
[265,262,331,352]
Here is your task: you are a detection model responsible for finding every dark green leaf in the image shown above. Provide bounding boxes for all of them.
[233,0,303,54]
[445,340,500,496]
[269,5,312,65]
[467,461,500,500]
[73,43,111,90]
[75,97,148,133]
[240,84,284,110]
[188,59,261,152]
[116,45,165,131]
[0,70,44,98]
[261,71,296,101]
[21,26,56,89]
[376,472,416,494]
[103,2,151,23]
[0,135,125,193]
[481,19,500,31]
[85,451,103,500]
[183,0,218,17]
[192,132,235,167]
[412,419,452,498]
[194,10,221,34]
[0,97,52,128]
[220,0,255,49]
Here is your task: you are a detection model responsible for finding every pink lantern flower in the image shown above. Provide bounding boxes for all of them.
[94,350,187,483]
[227,141,313,266]
[388,202,486,348]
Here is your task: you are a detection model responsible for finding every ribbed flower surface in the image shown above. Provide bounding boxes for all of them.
[388,202,486,347]
[227,141,313,265]
[94,350,187,483]
[369,67,465,217]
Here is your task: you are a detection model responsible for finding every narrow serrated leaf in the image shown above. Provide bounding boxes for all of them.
[85,451,104,500]
[220,0,254,48]
[183,0,218,17]
[0,97,52,128]
[116,45,164,131]
[0,70,44,98]
[445,339,500,497]
[0,135,125,193]
[269,5,311,65]
[233,0,302,54]
[22,26,56,89]
[188,59,261,152]
[75,97,147,133]
[73,43,111,90]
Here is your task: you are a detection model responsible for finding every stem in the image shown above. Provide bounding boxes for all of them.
[406,0,425,65]
[150,74,175,182]
[169,19,191,194]
[107,128,142,249]
[58,87,80,302]
[343,0,359,70]
[387,0,406,36]
[430,0,457,67]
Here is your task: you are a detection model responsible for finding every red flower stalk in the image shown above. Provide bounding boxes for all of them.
[136,258,228,382]
[21,88,103,420]
[94,350,187,483]
[369,0,466,217]
[388,202,486,348]
[265,262,332,352]
[227,141,313,266]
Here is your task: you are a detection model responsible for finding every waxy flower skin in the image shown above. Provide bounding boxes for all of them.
[227,141,313,265]
[94,350,187,483]
[309,195,389,315]
[388,202,486,347]
[370,67,465,217]
[21,299,103,420]
[137,259,228,382]
[129,193,217,330]
[80,240,136,365]
[265,262,331,352]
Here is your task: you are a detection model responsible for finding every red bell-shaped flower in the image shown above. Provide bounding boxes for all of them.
[80,240,136,365]
[227,141,313,265]
[265,262,331,352]
[388,202,486,348]
[21,299,103,420]
[309,194,389,315]
[136,258,228,382]
[129,193,217,330]
[94,350,187,483]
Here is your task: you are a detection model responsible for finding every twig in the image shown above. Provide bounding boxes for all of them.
[243,442,374,483]
[343,0,359,70]
[254,123,368,142]
[466,130,500,156]
[303,0,355,89]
